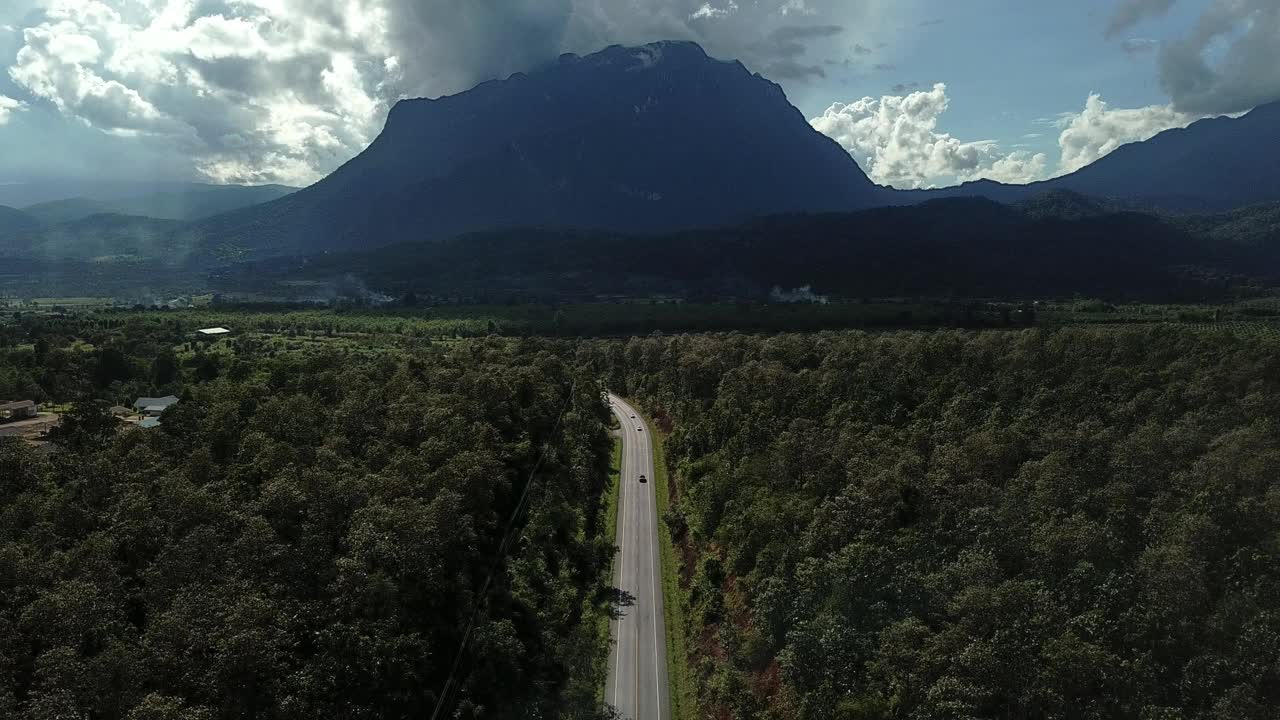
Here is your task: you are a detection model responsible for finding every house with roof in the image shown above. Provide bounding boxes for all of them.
[133,396,180,417]
[0,400,38,423]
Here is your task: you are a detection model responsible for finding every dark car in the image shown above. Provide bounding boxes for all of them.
[639,474,647,483]
[637,427,643,432]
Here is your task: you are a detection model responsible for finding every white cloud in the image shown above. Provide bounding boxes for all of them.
[810,82,1228,187]
[810,83,1049,188]
[778,0,817,17]
[6,0,394,185]
[690,2,738,21]
[1054,93,1205,174]
[0,94,24,124]
[3,0,893,185]
[978,150,1049,185]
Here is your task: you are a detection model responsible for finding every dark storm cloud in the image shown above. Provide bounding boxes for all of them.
[742,24,844,84]
[1105,0,1176,38]
[1155,0,1280,114]
[1100,0,1279,114]
[766,60,826,80]
[384,0,574,97]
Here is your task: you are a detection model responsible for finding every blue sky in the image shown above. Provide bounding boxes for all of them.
[810,0,1201,162]
[0,0,1275,192]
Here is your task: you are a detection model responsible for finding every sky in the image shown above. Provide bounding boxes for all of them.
[0,0,1276,191]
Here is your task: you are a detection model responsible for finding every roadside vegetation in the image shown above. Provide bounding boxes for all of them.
[0,323,619,719]
[584,328,1280,719]
[597,435,623,705]
[7,309,1280,719]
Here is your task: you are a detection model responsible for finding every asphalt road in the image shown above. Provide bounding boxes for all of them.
[606,395,671,720]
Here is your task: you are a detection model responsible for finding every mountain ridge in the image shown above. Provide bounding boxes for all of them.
[910,100,1280,211]
[186,41,883,263]
[21,184,297,223]
[213,194,1280,304]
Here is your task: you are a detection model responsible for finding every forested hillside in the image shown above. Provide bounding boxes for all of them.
[0,325,617,719]
[229,197,1280,304]
[585,328,1280,719]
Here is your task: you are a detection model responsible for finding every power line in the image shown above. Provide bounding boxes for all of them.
[427,376,583,720]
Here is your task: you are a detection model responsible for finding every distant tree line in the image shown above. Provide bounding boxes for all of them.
[220,197,1280,304]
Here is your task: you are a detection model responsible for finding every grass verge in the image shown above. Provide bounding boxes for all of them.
[596,433,623,705]
[631,401,697,720]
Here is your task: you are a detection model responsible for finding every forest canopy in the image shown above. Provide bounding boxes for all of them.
[0,333,617,719]
[5,311,1280,719]
[583,327,1280,719]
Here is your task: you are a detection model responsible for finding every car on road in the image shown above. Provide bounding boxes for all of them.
[637,427,643,432]
[639,474,647,483]
[630,414,636,418]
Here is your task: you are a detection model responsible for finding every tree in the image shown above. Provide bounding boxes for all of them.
[95,347,134,388]
[152,351,179,386]
[48,398,118,450]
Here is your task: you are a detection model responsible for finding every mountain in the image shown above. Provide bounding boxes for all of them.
[0,180,298,211]
[22,184,296,223]
[216,195,1274,304]
[912,101,1280,211]
[188,41,882,262]
[0,213,188,262]
[22,198,113,224]
[0,205,40,234]
[109,184,297,221]
[1012,190,1129,220]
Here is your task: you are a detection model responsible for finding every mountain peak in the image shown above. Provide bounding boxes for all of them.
[571,40,712,67]
[194,40,878,261]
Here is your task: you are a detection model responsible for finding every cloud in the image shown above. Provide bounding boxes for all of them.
[778,0,817,17]
[811,85,1226,187]
[689,2,738,20]
[0,94,24,124]
[1121,37,1159,56]
[1156,0,1280,114]
[852,43,872,55]
[7,0,395,185]
[979,151,1049,185]
[1106,0,1176,38]
[4,0,890,185]
[744,24,844,81]
[1054,93,1206,174]
[810,83,1049,188]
